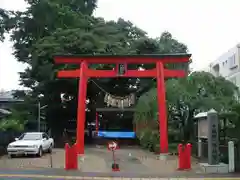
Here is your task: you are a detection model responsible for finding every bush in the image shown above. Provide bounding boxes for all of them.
[168,143,178,153]
[0,118,25,132]
[149,131,159,152]
[138,128,152,149]
[137,128,159,152]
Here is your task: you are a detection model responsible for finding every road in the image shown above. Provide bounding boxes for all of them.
[0,148,240,179]
[0,168,240,179]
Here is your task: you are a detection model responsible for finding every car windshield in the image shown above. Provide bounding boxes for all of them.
[19,133,42,140]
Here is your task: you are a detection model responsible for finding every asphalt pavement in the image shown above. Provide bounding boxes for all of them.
[1,168,240,179]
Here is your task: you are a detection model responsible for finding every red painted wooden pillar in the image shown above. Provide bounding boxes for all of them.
[156,61,168,154]
[76,61,88,154]
[95,112,99,133]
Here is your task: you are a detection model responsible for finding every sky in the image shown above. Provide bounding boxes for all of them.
[1,0,240,90]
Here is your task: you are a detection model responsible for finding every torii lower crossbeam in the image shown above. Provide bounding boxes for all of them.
[57,69,186,78]
[54,54,191,155]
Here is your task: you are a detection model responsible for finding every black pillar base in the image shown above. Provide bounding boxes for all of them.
[112,163,120,171]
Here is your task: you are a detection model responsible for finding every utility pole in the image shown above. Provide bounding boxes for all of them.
[37,102,47,132]
[38,102,41,132]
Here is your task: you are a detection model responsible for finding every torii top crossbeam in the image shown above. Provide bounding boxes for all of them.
[54,54,191,78]
[54,53,191,64]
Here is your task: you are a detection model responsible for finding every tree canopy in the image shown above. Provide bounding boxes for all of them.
[0,0,190,135]
[134,71,240,151]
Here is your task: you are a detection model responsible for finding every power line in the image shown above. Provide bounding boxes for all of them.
[89,79,109,94]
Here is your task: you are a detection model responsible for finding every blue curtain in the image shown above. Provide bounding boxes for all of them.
[97,131,136,138]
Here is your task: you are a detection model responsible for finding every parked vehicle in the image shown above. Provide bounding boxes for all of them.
[7,132,54,158]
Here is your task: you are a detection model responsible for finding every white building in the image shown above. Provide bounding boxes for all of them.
[209,44,240,87]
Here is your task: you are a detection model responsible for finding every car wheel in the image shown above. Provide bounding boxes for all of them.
[37,146,43,157]
[48,144,52,153]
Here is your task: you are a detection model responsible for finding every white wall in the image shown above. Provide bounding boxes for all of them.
[210,45,240,78]
[206,44,240,89]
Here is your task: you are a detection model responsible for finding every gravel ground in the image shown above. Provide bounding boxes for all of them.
[0,149,64,169]
[0,146,202,176]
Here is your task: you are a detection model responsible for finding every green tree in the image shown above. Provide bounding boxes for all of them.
[0,0,148,135]
[134,71,239,150]
[0,8,10,41]
[0,118,25,132]
[1,0,190,139]
[1,0,100,134]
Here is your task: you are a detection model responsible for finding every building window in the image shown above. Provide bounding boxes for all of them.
[229,54,237,69]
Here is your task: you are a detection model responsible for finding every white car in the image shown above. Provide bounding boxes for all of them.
[7,132,54,158]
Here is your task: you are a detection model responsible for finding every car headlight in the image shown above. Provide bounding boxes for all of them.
[29,145,38,148]
[7,145,13,148]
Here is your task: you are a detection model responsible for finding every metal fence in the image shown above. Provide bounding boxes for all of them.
[192,140,240,172]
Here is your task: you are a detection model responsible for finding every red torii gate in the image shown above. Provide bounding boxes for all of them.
[54,54,191,155]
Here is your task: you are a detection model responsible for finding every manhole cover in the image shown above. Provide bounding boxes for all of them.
[128,157,142,164]
[129,157,138,161]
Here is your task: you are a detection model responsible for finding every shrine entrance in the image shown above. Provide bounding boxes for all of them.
[94,107,137,147]
[54,54,191,155]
